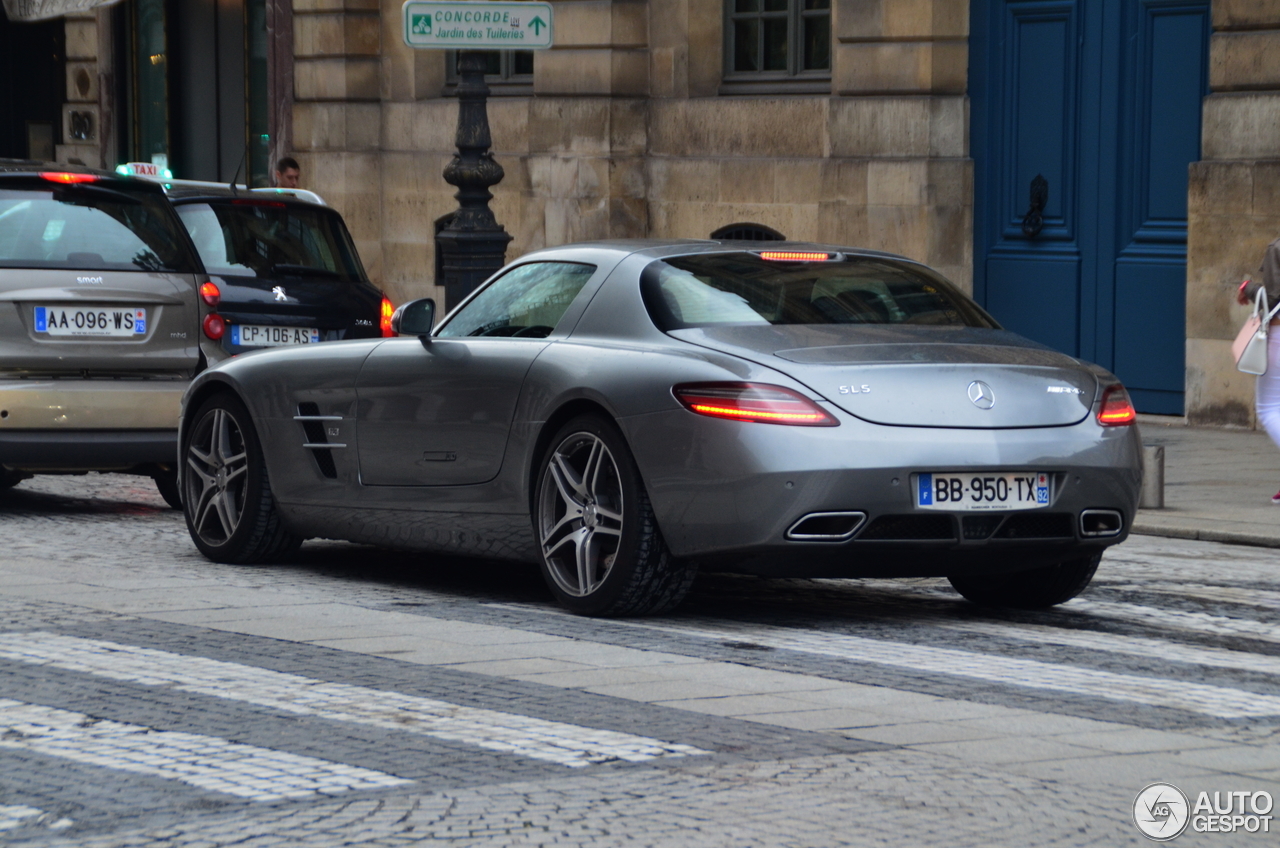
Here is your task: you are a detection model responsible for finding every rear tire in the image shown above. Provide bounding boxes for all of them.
[948,552,1101,609]
[182,392,300,563]
[534,414,696,616]
[153,469,182,509]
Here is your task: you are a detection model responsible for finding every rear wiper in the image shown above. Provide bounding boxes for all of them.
[269,263,342,279]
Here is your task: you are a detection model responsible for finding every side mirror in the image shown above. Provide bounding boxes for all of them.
[390,298,435,339]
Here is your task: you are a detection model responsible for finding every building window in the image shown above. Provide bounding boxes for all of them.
[723,0,830,93]
[446,51,534,95]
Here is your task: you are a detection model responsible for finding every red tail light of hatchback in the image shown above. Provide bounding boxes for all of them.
[380,297,396,337]
[202,314,226,340]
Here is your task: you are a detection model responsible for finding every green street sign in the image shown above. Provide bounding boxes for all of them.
[402,1,554,49]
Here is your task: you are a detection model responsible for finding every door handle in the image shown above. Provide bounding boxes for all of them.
[1021,174,1048,238]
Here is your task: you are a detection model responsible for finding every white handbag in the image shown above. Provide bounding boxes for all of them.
[1234,288,1280,376]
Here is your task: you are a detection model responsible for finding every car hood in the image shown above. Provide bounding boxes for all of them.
[668,325,1098,428]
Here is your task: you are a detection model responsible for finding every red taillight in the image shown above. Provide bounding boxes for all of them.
[200,281,221,306]
[758,251,834,262]
[673,382,838,426]
[380,297,395,337]
[202,313,226,340]
[40,172,98,184]
[1097,384,1136,426]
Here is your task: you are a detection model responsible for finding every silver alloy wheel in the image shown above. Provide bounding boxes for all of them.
[538,432,625,597]
[185,407,250,545]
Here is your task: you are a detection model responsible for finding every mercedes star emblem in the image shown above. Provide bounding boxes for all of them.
[967,380,995,410]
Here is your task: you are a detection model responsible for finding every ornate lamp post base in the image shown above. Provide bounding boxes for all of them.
[437,51,512,311]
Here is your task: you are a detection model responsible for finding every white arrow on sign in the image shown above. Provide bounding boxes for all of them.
[402,1,554,50]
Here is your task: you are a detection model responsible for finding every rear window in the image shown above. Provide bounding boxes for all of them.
[176,200,366,282]
[0,178,198,273]
[641,253,998,331]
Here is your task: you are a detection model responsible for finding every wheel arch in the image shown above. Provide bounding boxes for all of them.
[177,376,259,492]
[526,397,619,515]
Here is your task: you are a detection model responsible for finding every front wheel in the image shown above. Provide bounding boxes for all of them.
[948,552,1101,609]
[534,415,696,616]
[182,392,300,563]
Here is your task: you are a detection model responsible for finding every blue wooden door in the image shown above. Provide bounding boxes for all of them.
[971,0,1209,414]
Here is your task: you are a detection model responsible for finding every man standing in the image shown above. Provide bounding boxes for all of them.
[274,157,301,188]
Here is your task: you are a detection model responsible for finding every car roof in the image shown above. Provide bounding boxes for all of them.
[517,239,919,266]
[0,162,170,196]
[163,183,329,208]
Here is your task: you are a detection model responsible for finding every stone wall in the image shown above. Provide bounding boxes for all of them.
[1186,1,1280,427]
[291,0,973,308]
[57,13,103,168]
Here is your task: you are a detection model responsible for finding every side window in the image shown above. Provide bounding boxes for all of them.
[436,262,597,338]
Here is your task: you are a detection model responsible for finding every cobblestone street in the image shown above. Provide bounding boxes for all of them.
[1,473,1279,845]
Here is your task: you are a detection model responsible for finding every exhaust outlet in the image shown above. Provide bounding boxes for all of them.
[1080,509,1123,537]
[786,511,867,541]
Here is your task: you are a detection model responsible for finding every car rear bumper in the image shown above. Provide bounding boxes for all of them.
[0,429,177,471]
[622,406,1143,574]
[0,379,185,429]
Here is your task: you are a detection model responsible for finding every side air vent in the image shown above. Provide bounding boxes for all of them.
[294,402,340,479]
[859,514,956,541]
[786,511,866,541]
[994,512,1075,539]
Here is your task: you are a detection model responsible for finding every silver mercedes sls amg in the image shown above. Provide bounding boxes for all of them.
[178,240,1142,616]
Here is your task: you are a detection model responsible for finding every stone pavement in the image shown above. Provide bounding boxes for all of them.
[5,475,1280,844]
[1135,418,1280,547]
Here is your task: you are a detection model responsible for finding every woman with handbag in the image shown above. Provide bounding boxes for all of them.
[1236,237,1280,503]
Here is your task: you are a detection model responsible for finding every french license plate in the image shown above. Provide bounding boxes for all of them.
[35,306,146,337]
[916,472,1050,511]
[231,324,320,347]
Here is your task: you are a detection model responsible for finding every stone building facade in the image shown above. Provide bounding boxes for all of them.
[10,0,1279,426]
[1186,1,1280,426]
[293,0,972,316]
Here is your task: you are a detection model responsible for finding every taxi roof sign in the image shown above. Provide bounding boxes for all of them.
[117,162,173,180]
[402,1,553,50]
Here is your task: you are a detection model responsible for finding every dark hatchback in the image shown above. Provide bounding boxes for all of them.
[166,186,392,354]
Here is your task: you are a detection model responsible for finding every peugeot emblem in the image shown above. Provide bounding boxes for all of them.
[272,286,288,302]
[967,380,996,410]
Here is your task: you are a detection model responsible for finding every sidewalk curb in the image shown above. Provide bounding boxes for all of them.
[1131,522,1280,549]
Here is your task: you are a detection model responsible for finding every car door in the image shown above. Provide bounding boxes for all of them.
[355,261,597,486]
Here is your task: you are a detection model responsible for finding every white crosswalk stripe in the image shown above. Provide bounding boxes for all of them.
[0,633,708,768]
[1063,598,1280,643]
[940,620,1280,677]
[0,700,409,802]
[501,608,1280,719]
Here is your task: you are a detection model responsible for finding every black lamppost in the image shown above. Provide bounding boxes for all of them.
[436,51,513,311]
